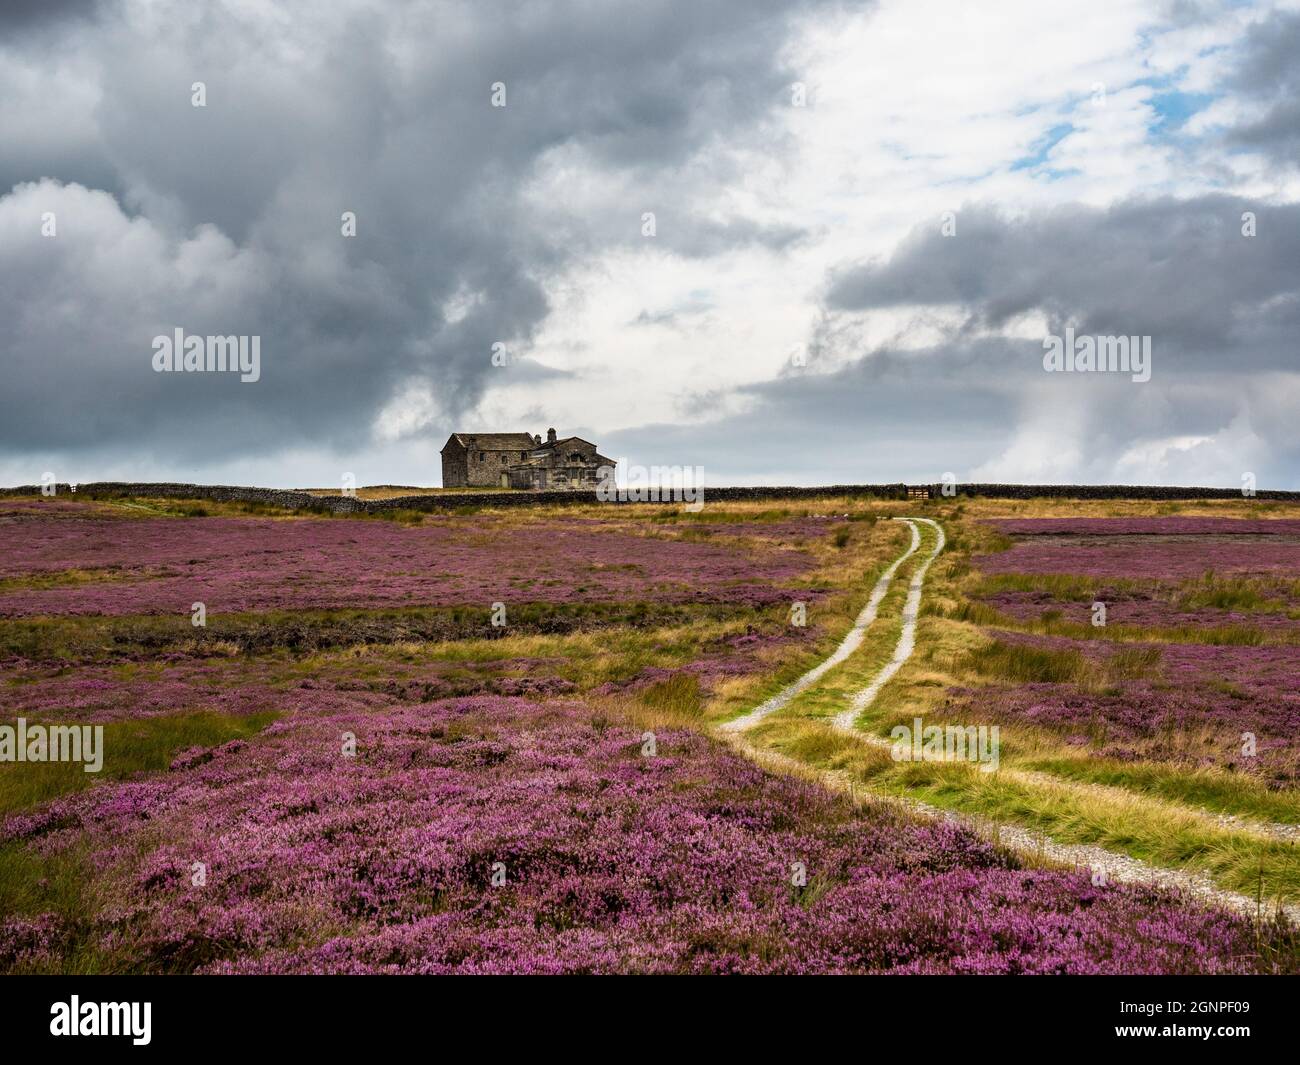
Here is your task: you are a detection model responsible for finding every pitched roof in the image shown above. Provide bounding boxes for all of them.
[542,437,614,465]
[442,432,537,453]
[535,435,599,453]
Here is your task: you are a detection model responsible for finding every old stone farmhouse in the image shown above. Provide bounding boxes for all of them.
[440,428,615,489]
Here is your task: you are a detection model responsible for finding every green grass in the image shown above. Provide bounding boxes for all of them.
[0,841,92,920]
[735,511,1300,910]
[746,707,1300,906]
[1047,620,1272,646]
[959,638,1086,684]
[105,495,335,519]
[931,598,1283,646]
[1107,645,1163,680]
[865,758,1300,905]
[0,711,278,817]
[648,507,800,524]
[0,842,117,973]
[639,673,704,717]
[8,494,1299,960]
[0,567,143,593]
[971,572,1136,601]
[1176,572,1285,611]
[967,569,1300,626]
[792,609,909,725]
[711,544,923,728]
[0,833,183,973]
[375,609,790,694]
[0,600,754,662]
[1026,757,1300,826]
[720,524,942,734]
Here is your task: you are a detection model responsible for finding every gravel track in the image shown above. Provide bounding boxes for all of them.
[728,738,1300,924]
[832,517,945,732]
[718,519,920,733]
[719,514,1299,921]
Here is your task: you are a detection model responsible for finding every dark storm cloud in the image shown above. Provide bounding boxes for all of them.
[621,191,1300,488]
[826,196,1300,369]
[606,326,1300,488]
[602,336,1020,482]
[0,0,100,33]
[1226,9,1300,168]
[0,0,845,465]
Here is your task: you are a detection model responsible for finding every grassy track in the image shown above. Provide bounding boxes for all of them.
[716,508,1300,913]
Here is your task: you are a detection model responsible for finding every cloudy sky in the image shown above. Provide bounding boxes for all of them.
[2,0,1298,489]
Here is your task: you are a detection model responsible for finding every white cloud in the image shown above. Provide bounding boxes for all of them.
[3,0,1299,487]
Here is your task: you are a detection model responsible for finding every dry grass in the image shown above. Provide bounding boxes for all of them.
[717,502,1300,906]
[298,485,517,499]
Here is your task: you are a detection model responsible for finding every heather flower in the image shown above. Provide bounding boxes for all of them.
[0,507,819,617]
[3,695,1290,974]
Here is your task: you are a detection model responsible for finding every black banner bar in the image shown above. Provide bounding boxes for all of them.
[1,974,1291,1052]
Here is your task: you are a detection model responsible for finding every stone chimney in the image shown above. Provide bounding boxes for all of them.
[534,434,541,445]
[547,427,557,444]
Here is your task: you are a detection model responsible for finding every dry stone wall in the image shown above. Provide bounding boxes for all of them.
[3,480,1298,512]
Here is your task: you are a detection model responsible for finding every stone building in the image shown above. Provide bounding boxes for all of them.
[440,428,614,489]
